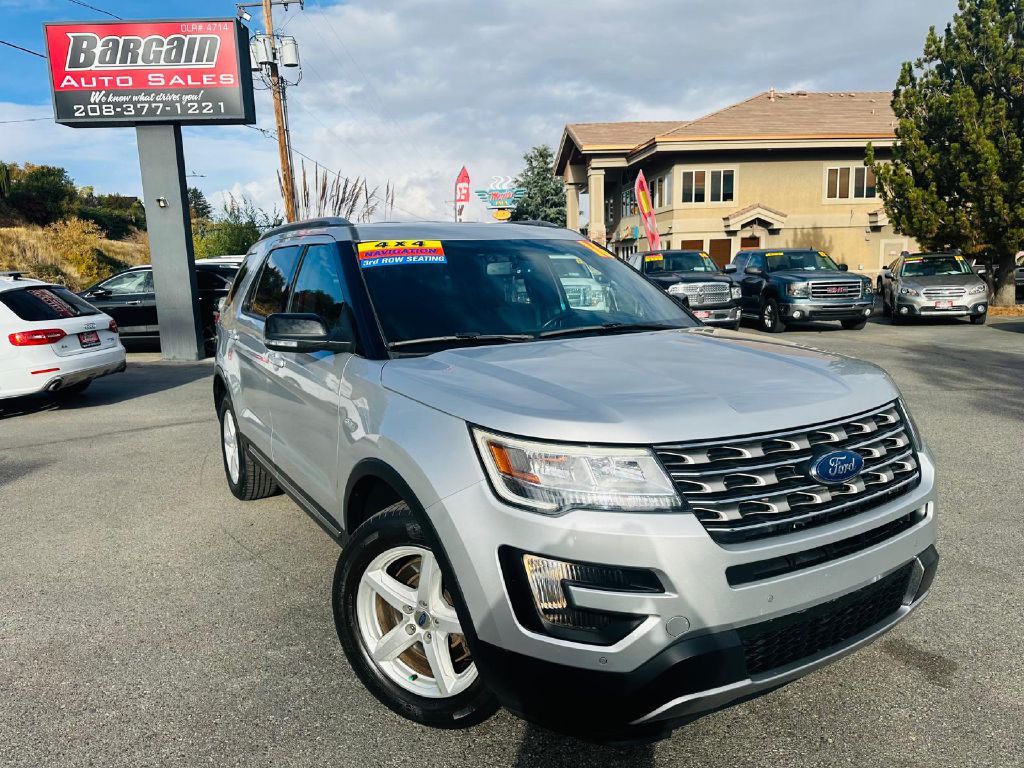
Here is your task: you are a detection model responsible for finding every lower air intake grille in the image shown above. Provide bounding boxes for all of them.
[739,562,913,676]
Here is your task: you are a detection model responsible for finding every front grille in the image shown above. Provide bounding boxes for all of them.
[672,282,731,306]
[739,562,913,676]
[809,281,862,299]
[653,402,921,543]
[922,286,967,299]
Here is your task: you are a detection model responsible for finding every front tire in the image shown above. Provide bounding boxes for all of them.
[761,299,786,333]
[218,396,279,500]
[970,312,987,325]
[841,319,867,330]
[333,502,498,729]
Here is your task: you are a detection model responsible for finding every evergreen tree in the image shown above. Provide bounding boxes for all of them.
[869,0,1024,305]
[510,145,566,226]
[188,186,213,221]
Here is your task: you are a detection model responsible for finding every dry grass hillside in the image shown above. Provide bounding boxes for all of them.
[0,219,149,290]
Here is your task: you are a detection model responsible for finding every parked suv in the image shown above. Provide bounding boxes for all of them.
[732,248,874,332]
[78,259,240,351]
[878,252,989,325]
[214,220,937,743]
[625,249,741,328]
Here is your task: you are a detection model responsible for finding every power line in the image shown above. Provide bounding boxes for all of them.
[0,40,46,59]
[0,117,50,125]
[245,124,421,220]
[66,0,122,19]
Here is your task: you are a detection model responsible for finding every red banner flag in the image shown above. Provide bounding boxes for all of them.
[634,170,661,250]
[455,167,470,204]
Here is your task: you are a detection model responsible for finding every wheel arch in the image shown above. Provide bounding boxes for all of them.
[213,369,227,410]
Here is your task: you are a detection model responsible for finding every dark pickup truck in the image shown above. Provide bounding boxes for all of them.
[731,248,874,332]
[625,250,741,329]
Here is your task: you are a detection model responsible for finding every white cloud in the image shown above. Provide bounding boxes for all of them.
[0,0,958,222]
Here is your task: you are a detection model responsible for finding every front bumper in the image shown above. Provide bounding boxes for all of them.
[689,303,740,326]
[428,449,938,741]
[780,299,875,322]
[896,294,988,318]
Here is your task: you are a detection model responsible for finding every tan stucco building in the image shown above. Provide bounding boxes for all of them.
[555,90,916,275]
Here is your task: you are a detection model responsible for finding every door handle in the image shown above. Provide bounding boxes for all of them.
[124,300,143,306]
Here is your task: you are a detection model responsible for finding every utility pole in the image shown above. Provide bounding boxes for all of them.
[238,1,302,222]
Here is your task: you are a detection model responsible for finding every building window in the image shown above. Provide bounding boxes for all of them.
[621,186,636,217]
[827,166,876,199]
[682,169,733,204]
[650,173,672,209]
[710,170,734,202]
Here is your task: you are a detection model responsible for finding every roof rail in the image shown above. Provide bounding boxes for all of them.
[258,217,353,241]
[508,219,563,229]
[0,271,24,280]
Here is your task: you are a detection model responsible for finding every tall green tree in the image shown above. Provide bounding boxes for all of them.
[6,164,77,225]
[869,0,1024,305]
[193,195,281,259]
[510,145,566,226]
[188,186,213,221]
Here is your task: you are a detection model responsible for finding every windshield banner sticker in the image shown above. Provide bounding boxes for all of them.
[357,240,447,268]
[577,240,614,258]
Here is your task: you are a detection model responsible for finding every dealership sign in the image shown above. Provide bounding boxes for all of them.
[43,19,255,127]
[475,187,527,210]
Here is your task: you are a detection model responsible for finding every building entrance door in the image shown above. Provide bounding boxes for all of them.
[708,238,732,268]
[678,239,703,251]
[740,235,761,249]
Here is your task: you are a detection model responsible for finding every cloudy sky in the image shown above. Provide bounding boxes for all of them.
[1,0,958,221]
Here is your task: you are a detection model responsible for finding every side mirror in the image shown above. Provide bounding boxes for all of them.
[722,264,738,274]
[838,264,850,272]
[882,268,892,277]
[265,313,354,354]
[744,266,763,276]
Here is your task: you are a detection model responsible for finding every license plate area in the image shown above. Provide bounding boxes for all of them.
[79,330,100,348]
[694,310,712,319]
[933,300,954,310]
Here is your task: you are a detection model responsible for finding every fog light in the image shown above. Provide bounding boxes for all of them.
[863,308,872,316]
[792,310,802,319]
[900,306,909,315]
[977,304,987,312]
[502,549,662,645]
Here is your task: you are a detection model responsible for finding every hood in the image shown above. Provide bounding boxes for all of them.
[770,270,867,284]
[900,273,983,287]
[649,272,734,288]
[381,329,899,445]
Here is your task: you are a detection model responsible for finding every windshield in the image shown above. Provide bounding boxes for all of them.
[901,255,972,277]
[644,251,718,274]
[357,238,697,349]
[765,251,840,272]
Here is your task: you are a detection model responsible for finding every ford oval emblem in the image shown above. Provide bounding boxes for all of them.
[808,449,864,485]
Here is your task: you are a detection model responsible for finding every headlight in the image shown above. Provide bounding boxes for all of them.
[898,398,925,451]
[786,282,810,297]
[900,286,920,296]
[863,282,874,294]
[730,285,742,300]
[473,428,681,514]
[666,283,687,295]
[969,283,987,295]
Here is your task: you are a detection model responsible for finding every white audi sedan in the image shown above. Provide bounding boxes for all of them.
[0,272,126,399]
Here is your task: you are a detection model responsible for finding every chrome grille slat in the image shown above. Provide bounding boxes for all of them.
[922,286,967,299]
[809,281,862,299]
[654,403,922,542]
[673,282,731,306]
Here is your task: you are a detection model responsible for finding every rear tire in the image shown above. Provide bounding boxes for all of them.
[761,299,786,333]
[218,396,279,501]
[333,502,498,729]
[841,319,867,330]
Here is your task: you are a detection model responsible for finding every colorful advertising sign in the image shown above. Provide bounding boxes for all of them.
[634,171,661,250]
[455,167,471,205]
[43,19,255,127]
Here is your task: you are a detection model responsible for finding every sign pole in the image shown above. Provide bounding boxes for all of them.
[135,124,204,361]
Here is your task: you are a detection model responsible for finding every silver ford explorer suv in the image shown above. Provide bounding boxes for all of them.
[213,219,938,743]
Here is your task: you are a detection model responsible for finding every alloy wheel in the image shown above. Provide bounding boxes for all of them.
[355,545,477,699]
[222,408,240,484]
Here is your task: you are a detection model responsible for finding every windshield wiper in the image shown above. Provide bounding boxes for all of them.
[387,332,534,350]
[538,322,680,339]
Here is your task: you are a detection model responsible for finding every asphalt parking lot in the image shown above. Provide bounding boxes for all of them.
[1,314,1022,768]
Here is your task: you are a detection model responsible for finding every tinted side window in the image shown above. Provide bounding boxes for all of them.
[289,244,350,335]
[100,270,153,295]
[196,270,230,290]
[732,253,749,272]
[748,254,767,272]
[245,246,301,318]
[226,258,251,306]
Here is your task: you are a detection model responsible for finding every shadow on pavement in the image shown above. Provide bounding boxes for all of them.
[989,320,1024,334]
[513,724,655,768]
[0,359,212,420]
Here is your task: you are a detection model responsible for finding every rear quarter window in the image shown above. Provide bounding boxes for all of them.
[0,287,101,321]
